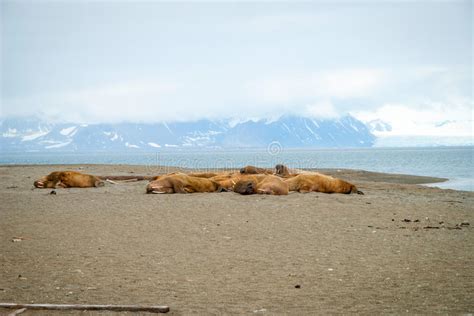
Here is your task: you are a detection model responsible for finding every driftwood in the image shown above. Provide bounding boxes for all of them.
[8,308,27,316]
[0,303,169,313]
[98,175,155,181]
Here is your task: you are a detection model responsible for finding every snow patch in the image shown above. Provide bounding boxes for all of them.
[103,131,119,141]
[350,124,359,132]
[60,126,77,136]
[45,141,72,149]
[304,120,320,139]
[2,128,18,138]
[148,142,161,148]
[207,130,222,136]
[162,122,173,134]
[125,142,140,148]
[281,123,291,133]
[22,130,50,141]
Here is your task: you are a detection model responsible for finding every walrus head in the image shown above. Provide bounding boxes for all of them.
[216,186,230,193]
[233,180,256,195]
[275,164,290,177]
[240,166,259,174]
[34,180,45,188]
[95,180,105,187]
[146,181,173,194]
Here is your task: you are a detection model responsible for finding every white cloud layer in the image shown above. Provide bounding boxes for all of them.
[2,66,472,140]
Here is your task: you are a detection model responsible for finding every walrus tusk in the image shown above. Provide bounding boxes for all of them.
[106,179,138,184]
[151,191,166,194]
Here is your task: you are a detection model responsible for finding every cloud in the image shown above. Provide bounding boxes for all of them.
[2,80,182,123]
[1,68,385,123]
[243,12,326,33]
[245,68,385,104]
[305,100,339,119]
[1,66,472,140]
[352,99,474,137]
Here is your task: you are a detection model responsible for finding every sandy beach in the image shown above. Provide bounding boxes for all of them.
[0,164,473,315]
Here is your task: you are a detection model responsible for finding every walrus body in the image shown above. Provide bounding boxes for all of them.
[239,165,274,175]
[146,174,223,194]
[187,172,221,178]
[233,174,289,195]
[284,174,363,194]
[34,171,104,188]
[208,172,242,191]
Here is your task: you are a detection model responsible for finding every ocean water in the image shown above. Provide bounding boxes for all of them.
[1,147,473,191]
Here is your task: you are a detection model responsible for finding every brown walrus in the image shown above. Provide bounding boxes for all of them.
[233,174,289,195]
[284,173,363,194]
[34,171,104,188]
[146,174,224,194]
[275,164,299,178]
[239,165,274,175]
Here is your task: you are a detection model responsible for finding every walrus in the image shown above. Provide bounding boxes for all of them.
[146,174,225,194]
[284,173,363,194]
[34,171,104,188]
[233,174,289,195]
[275,164,300,178]
[239,165,274,175]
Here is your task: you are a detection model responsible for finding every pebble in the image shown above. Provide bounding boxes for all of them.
[253,308,267,313]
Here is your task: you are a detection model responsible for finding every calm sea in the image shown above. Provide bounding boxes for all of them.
[1,147,473,191]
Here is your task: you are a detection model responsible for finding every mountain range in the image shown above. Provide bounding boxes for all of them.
[0,115,375,151]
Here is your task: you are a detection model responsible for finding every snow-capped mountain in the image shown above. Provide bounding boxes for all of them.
[367,119,392,134]
[0,115,375,151]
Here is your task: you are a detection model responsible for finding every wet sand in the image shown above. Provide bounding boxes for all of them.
[0,165,473,315]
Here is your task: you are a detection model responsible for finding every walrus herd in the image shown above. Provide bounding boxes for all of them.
[33,165,364,195]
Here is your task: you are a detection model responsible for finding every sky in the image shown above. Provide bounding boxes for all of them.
[1,0,472,138]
